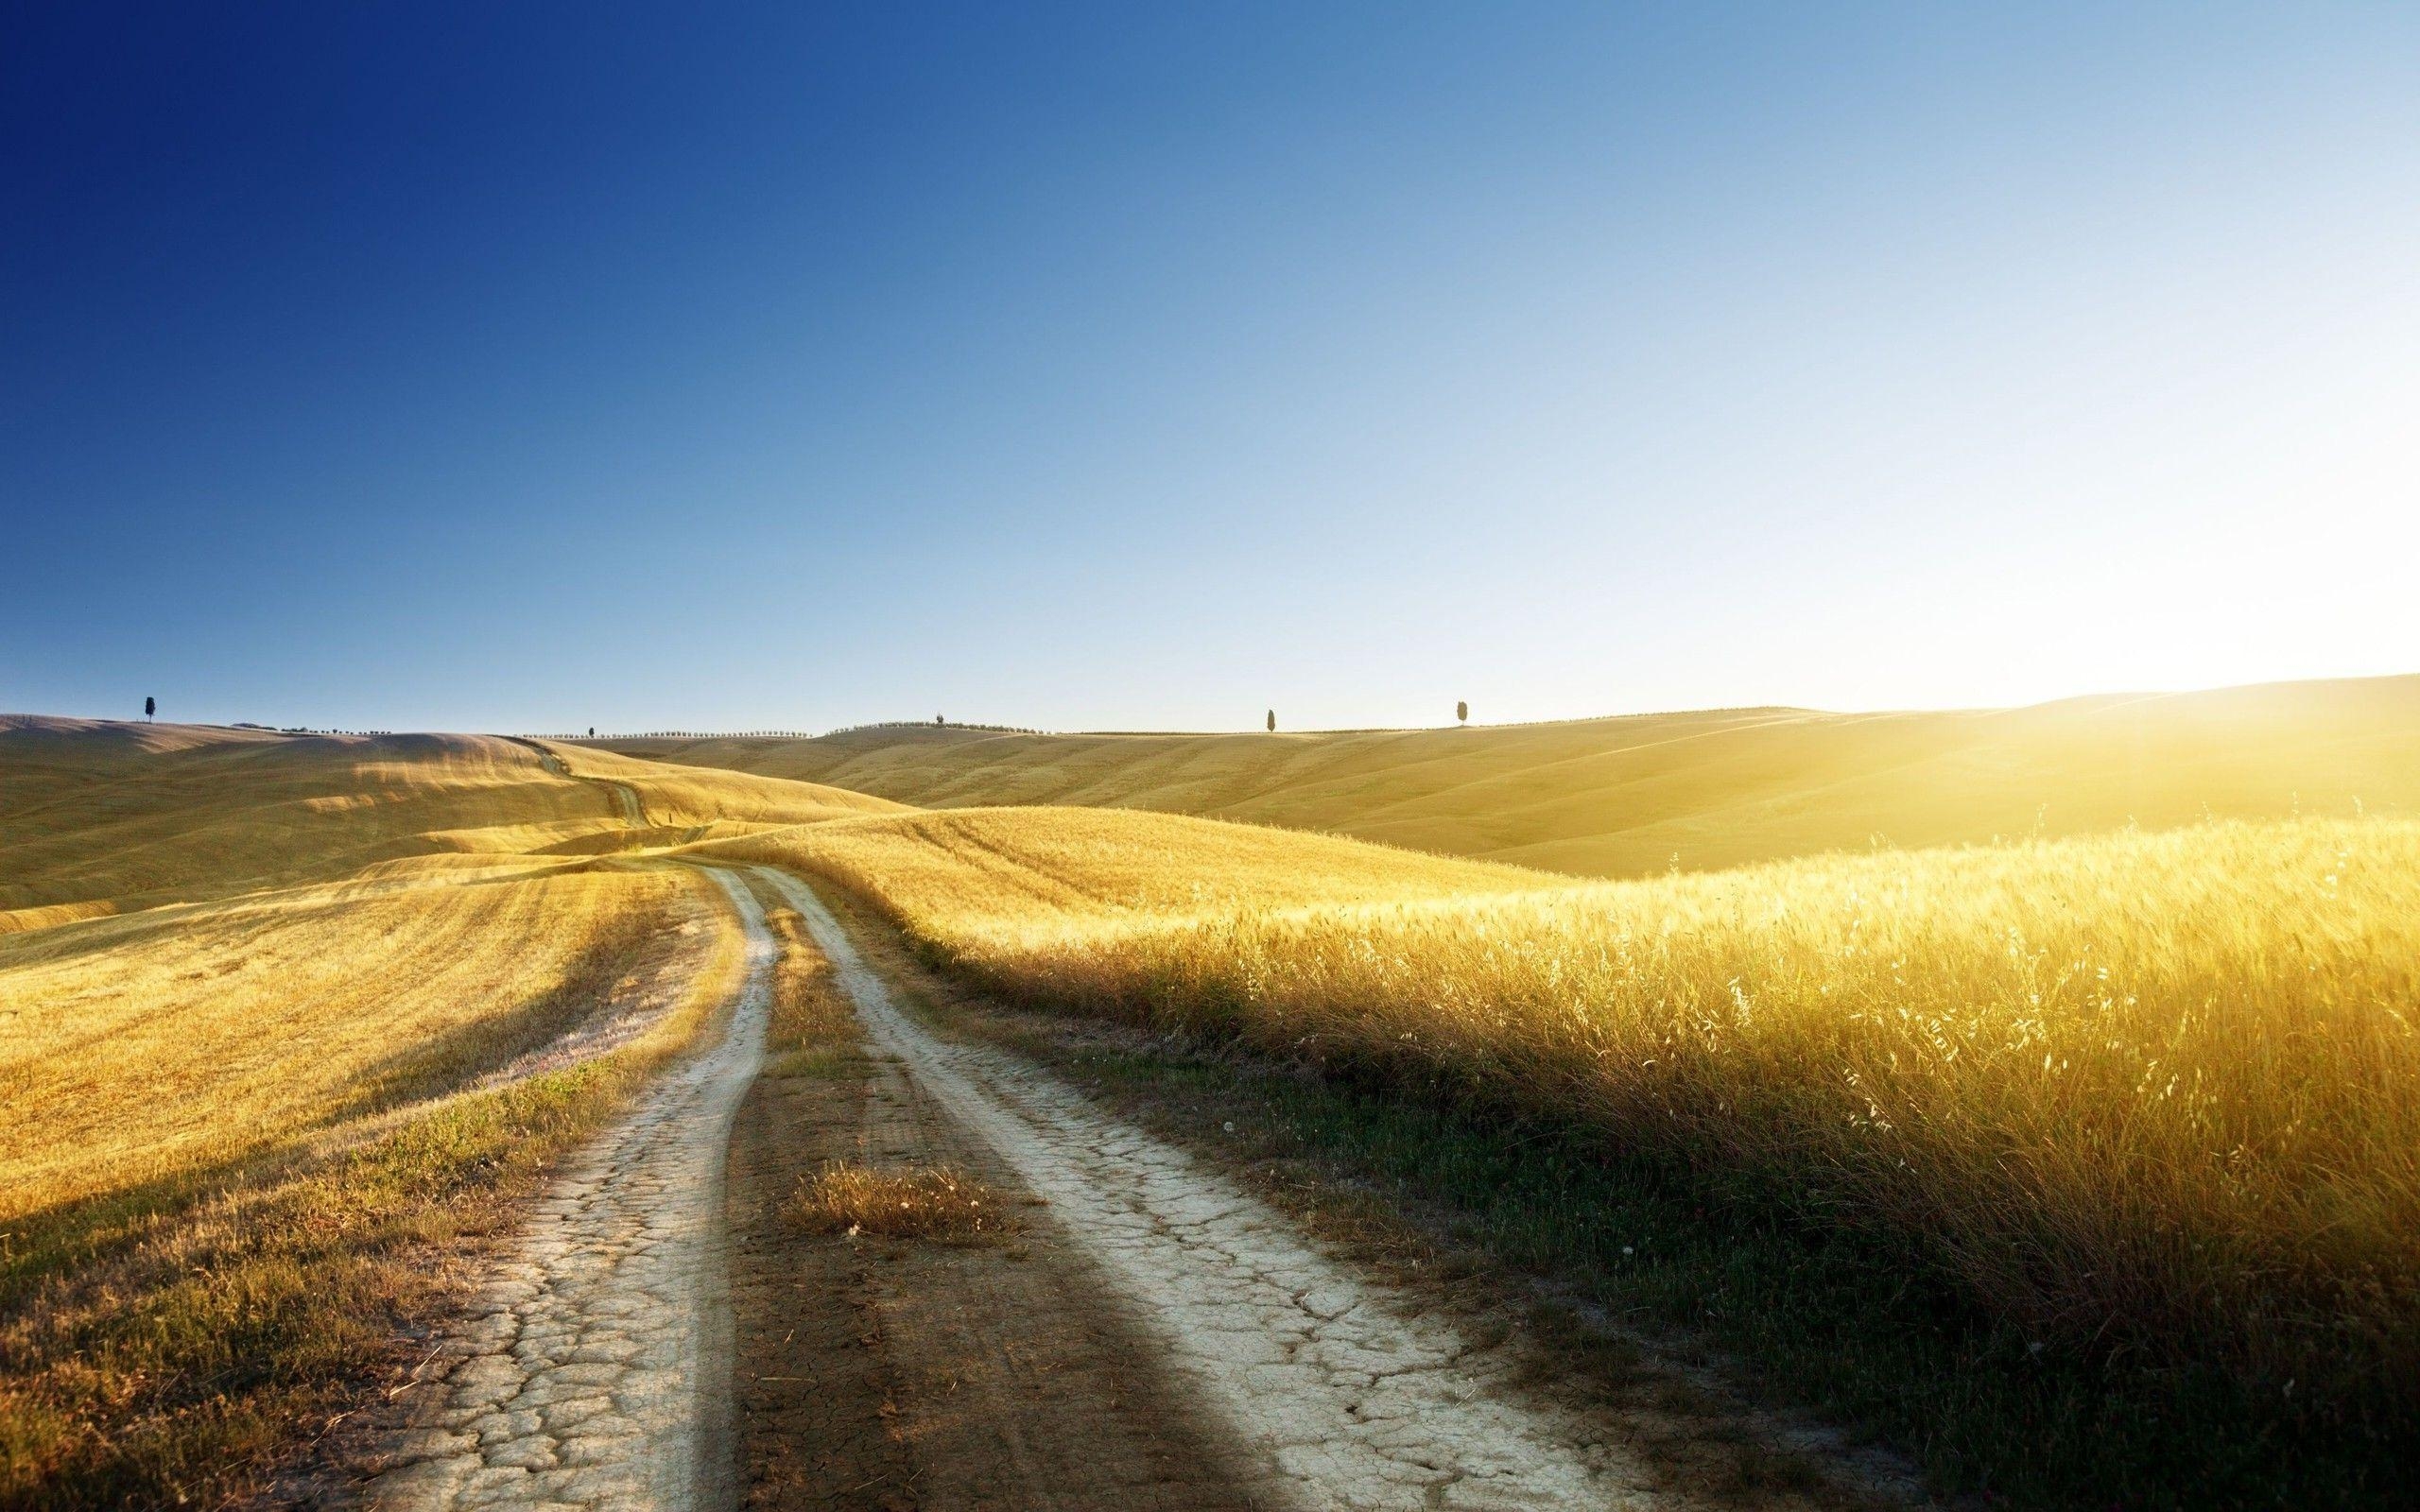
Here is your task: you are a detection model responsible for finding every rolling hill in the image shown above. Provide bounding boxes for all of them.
[0,716,900,929]
[604,673,2420,876]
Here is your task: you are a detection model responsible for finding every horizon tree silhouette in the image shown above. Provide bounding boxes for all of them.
[1266,709,1275,733]
[145,696,154,723]
[1457,699,1467,726]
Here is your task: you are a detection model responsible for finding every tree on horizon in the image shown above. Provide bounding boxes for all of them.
[1266,709,1275,733]
[1457,699,1468,726]
[144,696,154,723]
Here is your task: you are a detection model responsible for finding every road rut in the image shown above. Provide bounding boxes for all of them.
[514,737,648,826]
[762,868,1683,1511]
[359,867,773,1510]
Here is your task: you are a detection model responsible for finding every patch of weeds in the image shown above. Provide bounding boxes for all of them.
[784,1161,1017,1246]
[768,1044,871,1079]
[760,906,858,1055]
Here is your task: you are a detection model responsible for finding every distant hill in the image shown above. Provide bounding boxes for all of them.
[599,674,2420,876]
[0,717,901,923]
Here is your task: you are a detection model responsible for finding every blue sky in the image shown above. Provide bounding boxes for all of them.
[6,3,2415,733]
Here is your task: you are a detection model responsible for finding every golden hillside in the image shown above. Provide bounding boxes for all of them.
[609,673,2420,876]
[704,804,1551,944]
[0,716,901,928]
[0,715,902,1237]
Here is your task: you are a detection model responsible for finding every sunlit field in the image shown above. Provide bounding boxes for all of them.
[0,721,816,1505]
[710,803,2420,1491]
[0,717,899,931]
[618,672,2420,876]
[2,867,695,1212]
[9,692,2418,1503]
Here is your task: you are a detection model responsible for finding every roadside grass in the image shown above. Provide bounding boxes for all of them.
[784,1161,1015,1245]
[709,810,2420,1505]
[0,867,742,1509]
[1004,1024,2321,1507]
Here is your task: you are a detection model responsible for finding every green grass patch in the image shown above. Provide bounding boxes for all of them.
[768,1043,872,1079]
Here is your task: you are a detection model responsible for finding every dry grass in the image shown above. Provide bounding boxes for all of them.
[0,865,700,1221]
[539,739,908,830]
[619,671,2420,876]
[784,1161,1015,1244]
[0,721,604,921]
[0,720,791,1507]
[715,805,1547,940]
[0,718,895,926]
[16,693,2420,1499]
[708,805,2420,1458]
[0,867,744,1506]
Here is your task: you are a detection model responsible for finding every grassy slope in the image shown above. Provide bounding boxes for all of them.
[0,867,689,1219]
[0,720,602,926]
[0,719,874,1506]
[702,803,2420,1504]
[0,718,905,930]
[543,738,908,830]
[611,672,2420,876]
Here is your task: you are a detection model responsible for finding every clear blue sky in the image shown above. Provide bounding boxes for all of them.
[7,3,2415,733]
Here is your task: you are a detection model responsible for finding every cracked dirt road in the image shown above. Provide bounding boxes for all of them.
[759,868,1699,1511]
[359,867,773,1510]
[351,860,1887,1509]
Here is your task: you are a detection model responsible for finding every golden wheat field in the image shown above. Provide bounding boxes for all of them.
[705,803,2420,1434]
[1,866,692,1218]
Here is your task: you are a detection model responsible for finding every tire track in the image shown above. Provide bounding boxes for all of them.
[758,867,1689,1511]
[358,867,772,1510]
[512,737,648,826]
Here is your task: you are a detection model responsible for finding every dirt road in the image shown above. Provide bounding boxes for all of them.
[756,868,1703,1511]
[348,861,1890,1509]
[725,920,1265,1509]
[358,868,772,1509]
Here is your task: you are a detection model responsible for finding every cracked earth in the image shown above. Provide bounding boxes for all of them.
[358,867,773,1511]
